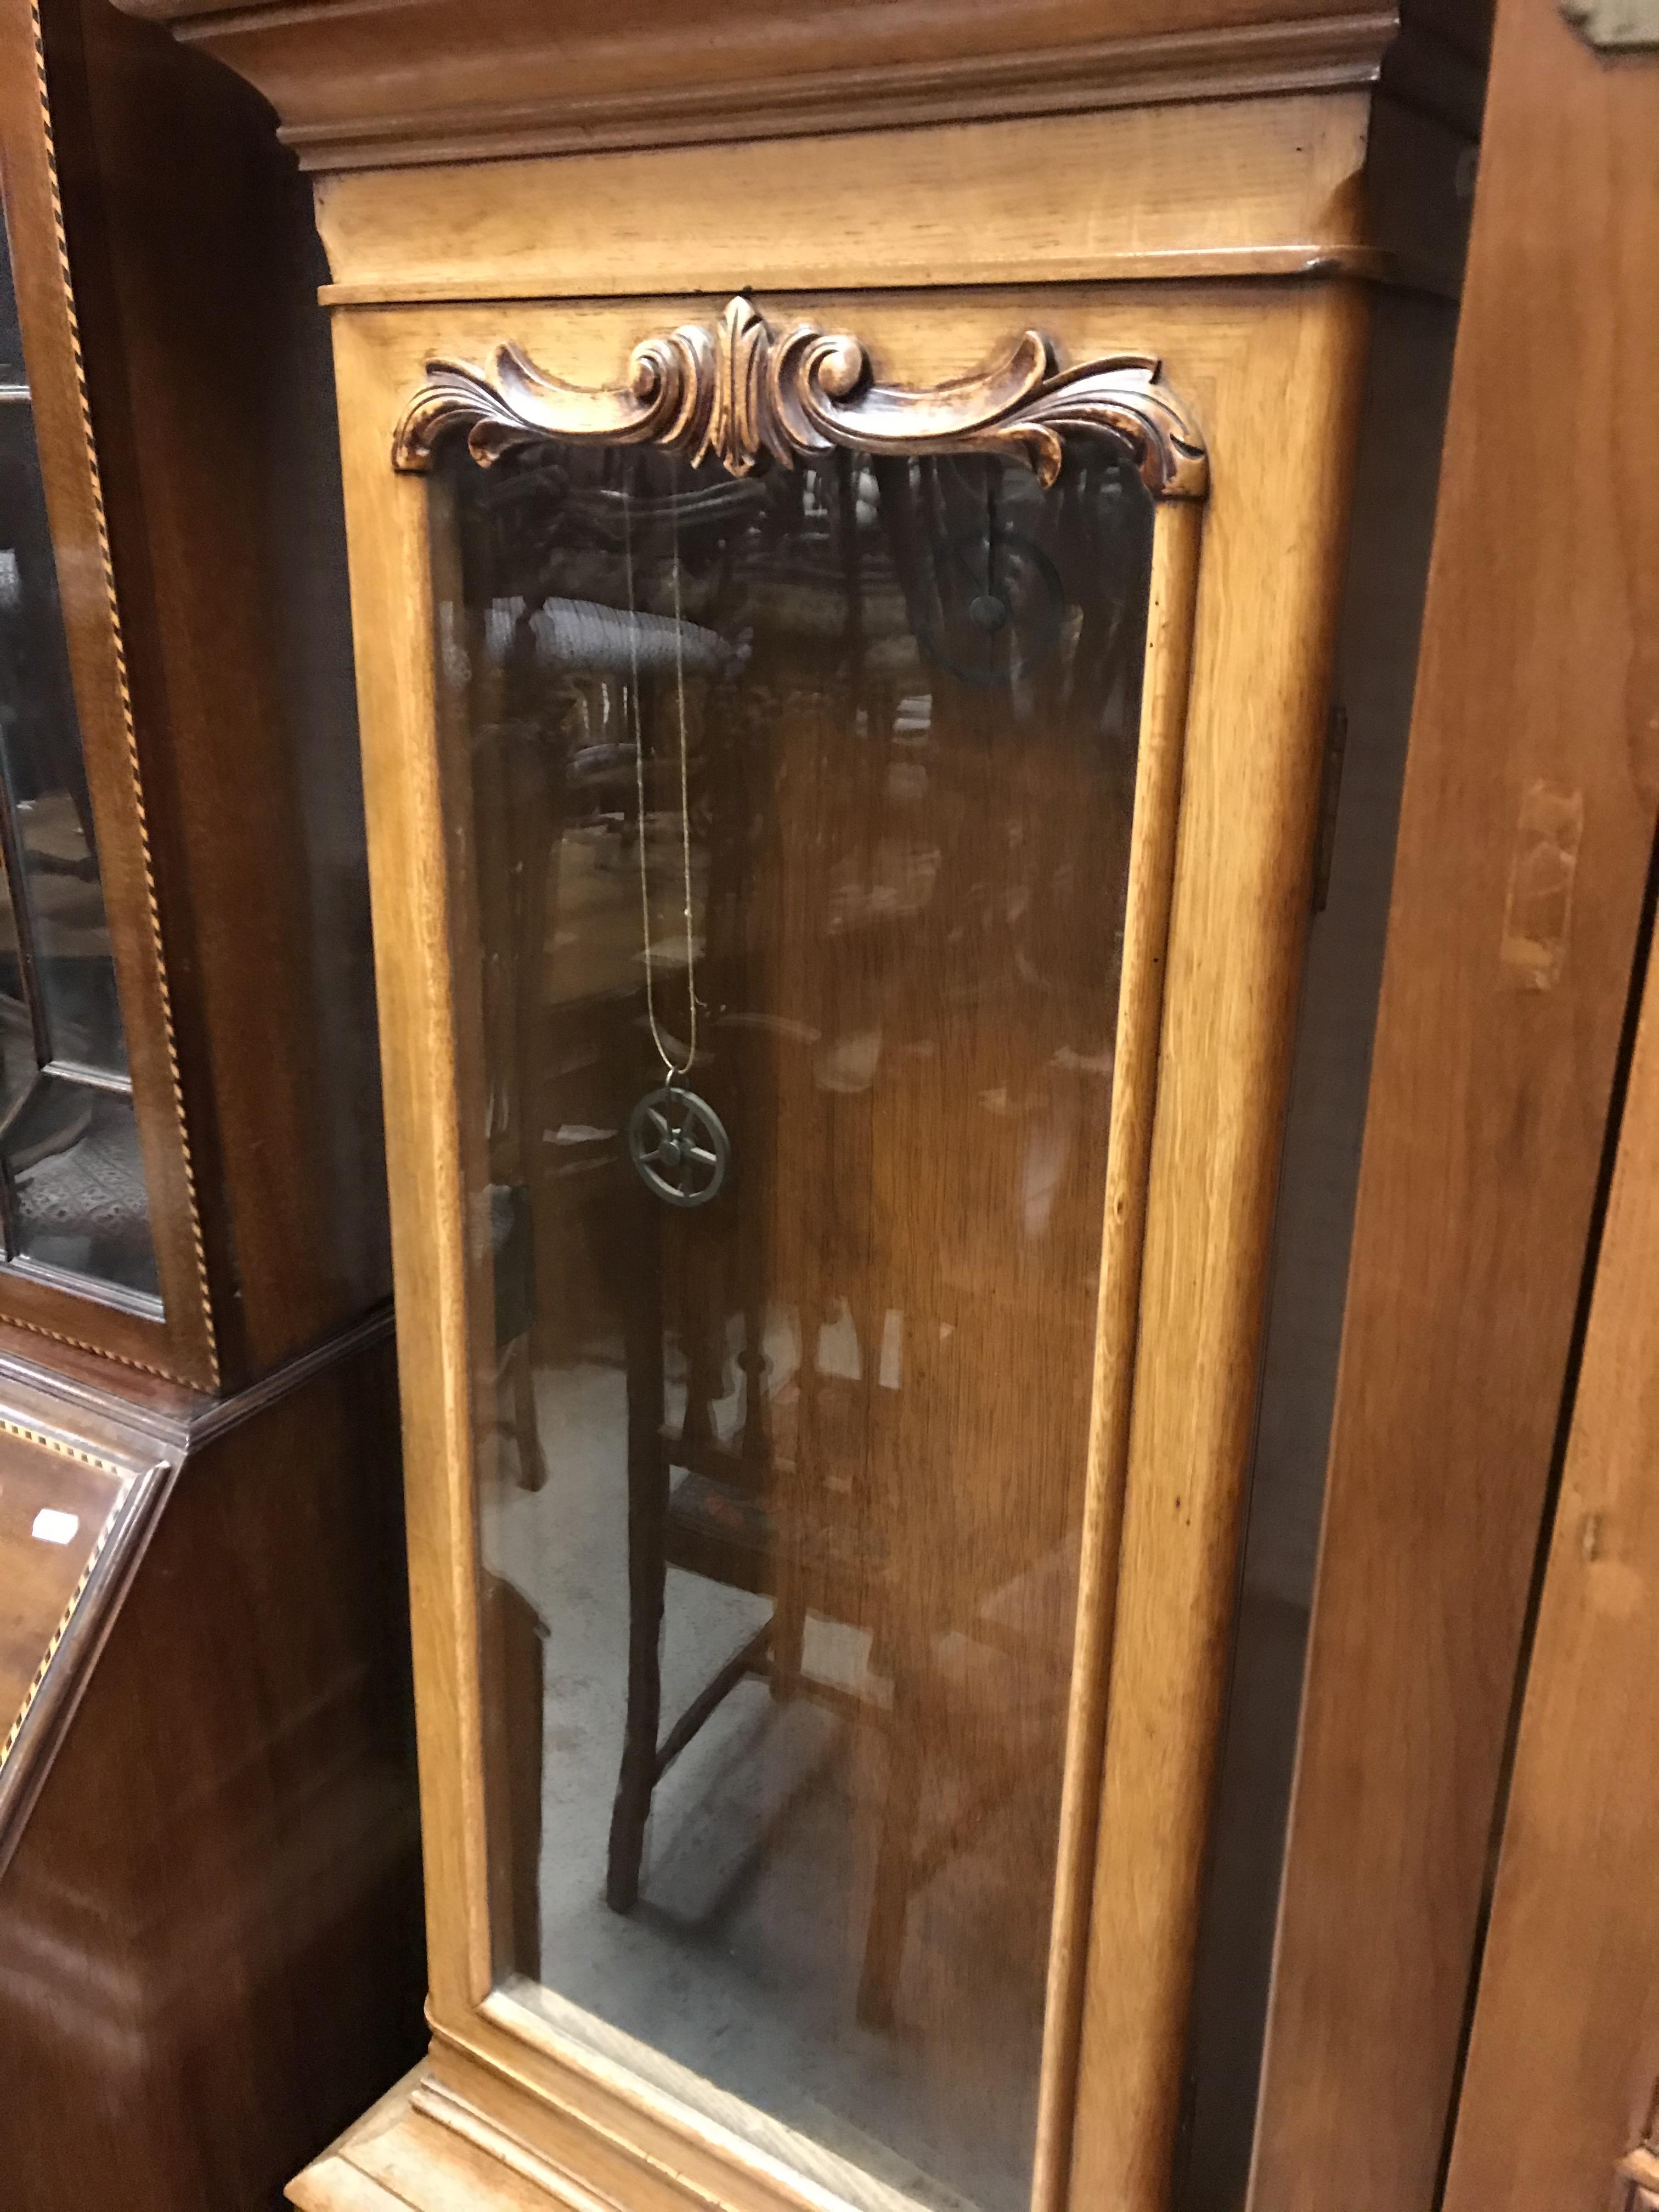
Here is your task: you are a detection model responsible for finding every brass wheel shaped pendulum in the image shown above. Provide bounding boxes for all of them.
[628,1084,730,1209]
[623,479,730,1210]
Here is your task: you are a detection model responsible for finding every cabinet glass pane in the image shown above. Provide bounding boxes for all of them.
[0,204,158,1304]
[0,219,23,386]
[442,436,1153,2211]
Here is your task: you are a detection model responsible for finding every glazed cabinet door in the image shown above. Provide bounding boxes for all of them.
[0,0,215,1383]
[325,283,1364,2212]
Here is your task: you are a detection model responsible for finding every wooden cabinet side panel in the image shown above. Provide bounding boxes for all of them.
[1250,0,1659,2204]
[1439,862,1659,2212]
[0,1328,425,2211]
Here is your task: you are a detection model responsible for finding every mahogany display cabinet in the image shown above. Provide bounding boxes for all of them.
[111,3,1488,2209]
[0,0,423,2204]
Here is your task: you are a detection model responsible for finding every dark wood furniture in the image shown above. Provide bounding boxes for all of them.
[0,1319,423,2210]
[0,0,424,2203]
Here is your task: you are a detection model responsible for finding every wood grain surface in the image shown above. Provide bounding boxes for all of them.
[306,91,1466,307]
[46,0,392,1381]
[1249,0,1659,2203]
[1067,277,1369,2212]
[0,0,390,1384]
[98,0,1477,175]
[0,1429,128,1747]
[1439,824,1659,2210]
[0,1319,425,2212]
[0,0,216,1384]
[291,2066,599,2212]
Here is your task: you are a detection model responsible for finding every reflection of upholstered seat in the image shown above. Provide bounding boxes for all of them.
[664,1465,772,1593]
[12,1092,157,1293]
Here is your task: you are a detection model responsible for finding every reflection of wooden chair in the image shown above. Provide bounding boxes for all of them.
[481,1568,550,1978]
[466,599,595,1492]
[603,1243,1072,2027]
[601,1037,806,1921]
[602,1220,906,1990]
[606,1270,1091,2021]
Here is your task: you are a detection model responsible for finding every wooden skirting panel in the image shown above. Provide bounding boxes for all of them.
[292,2067,586,2212]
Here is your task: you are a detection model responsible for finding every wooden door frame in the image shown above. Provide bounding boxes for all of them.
[0,0,216,1385]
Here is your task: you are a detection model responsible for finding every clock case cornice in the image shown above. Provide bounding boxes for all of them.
[111,0,1487,175]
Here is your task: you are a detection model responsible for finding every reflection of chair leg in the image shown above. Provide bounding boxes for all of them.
[481,1572,549,1978]
[771,1570,807,1702]
[607,1194,666,1914]
[507,1336,548,1492]
[857,1672,924,2029]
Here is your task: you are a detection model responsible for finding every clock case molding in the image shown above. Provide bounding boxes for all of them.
[108,4,1485,2209]
[391,294,1210,498]
[114,0,1486,180]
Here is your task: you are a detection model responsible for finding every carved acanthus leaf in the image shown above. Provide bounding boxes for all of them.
[392,295,1207,499]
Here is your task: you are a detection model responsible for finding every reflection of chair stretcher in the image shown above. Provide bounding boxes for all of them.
[7,1088,153,1279]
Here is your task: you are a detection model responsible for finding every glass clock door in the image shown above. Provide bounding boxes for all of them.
[435,425,1157,2212]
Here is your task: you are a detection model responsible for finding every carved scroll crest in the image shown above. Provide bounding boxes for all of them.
[393,294,1207,499]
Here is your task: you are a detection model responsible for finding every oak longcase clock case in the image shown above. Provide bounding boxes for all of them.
[110,3,1483,2208]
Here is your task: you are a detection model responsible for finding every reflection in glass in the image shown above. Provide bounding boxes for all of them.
[0,218,22,386]
[0,205,158,1303]
[442,433,1154,2210]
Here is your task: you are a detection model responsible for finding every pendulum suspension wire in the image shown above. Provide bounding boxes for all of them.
[624,473,697,1082]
